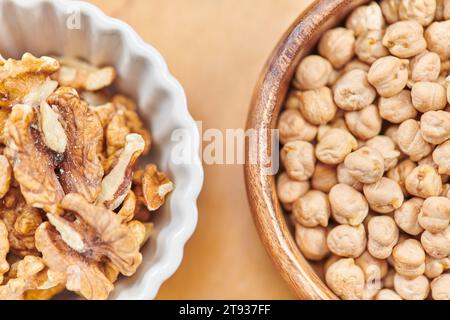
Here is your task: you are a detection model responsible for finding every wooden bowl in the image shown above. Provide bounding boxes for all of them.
[244,0,371,300]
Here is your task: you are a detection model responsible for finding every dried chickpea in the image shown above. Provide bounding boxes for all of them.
[368,215,399,259]
[364,178,404,213]
[421,226,450,258]
[392,239,426,277]
[315,128,358,165]
[394,273,430,300]
[346,2,386,36]
[376,289,403,300]
[281,141,316,181]
[292,190,330,228]
[383,20,427,58]
[298,87,337,125]
[406,164,443,198]
[317,118,349,141]
[326,258,365,300]
[387,159,416,194]
[381,0,401,23]
[329,184,369,226]
[334,69,377,110]
[433,141,450,175]
[311,163,337,193]
[278,109,318,144]
[425,256,450,278]
[276,173,310,206]
[418,196,450,233]
[327,225,366,258]
[356,251,389,283]
[395,198,425,235]
[435,0,450,20]
[378,90,418,124]
[284,90,302,109]
[343,59,371,73]
[294,55,333,90]
[425,21,450,60]
[355,30,389,64]
[410,50,441,83]
[337,163,364,191]
[366,136,401,171]
[344,105,382,141]
[398,0,437,26]
[368,56,409,97]
[430,274,450,300]
[295,224,330,261]
[344,147,385,184]
[411,82,447,112]
[318,27,356,69]
[396,119,432,161]
[420,111,450,145]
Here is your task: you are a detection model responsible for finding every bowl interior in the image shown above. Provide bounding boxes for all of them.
[0,0,201,300]
[246,0,371,299]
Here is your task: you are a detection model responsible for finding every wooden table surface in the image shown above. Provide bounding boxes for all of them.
[87,0,313,300]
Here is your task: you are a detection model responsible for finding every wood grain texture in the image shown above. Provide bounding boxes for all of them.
[85,0,314,299]
[245,0,370,300]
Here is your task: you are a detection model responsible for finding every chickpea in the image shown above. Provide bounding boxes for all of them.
[431,274,450,300]
[420,111,450,145]
[346,2,385,36]
[387,159,416,195]
[293,190,331,228]
[344,147,385,184]
[343,59,371,73]
[411,82,447,112]
[396,119,432,161]
[276,173,310,205]
[410,51,441,83]
[364,178,405,214]
[406,164,443,199]
[368,56,410,98]
[281,141,316,182]
[398,0,437,26]
[318,27,355,69]
[356,251,389,281]
[298,87,337,125]
[392,239,426,277]
[381,0,401,23]
[425,21,450,60]
[326,258,365,300]
[317,119,349,142]
[418,197,450,234]
[294,55,333,90]
[433,141,450,175]
[394,273,430,300]
[278,109,318,144]
[337,163,364,191]
[324,254,341,273]
[383,20,427,58]
[311,162,337,193]
[345,105,382,141]
[376,289,403,300]
[435,0,450,20]
[379,90,418,124]
[366,136,401,171]
[355,30,389,64]
[327,225,366,258]
[395,198,425,235]
[425,256,450,278]
[284,90,302,109]
[315,128,358,165]
[368,215,399,259]
[329,184,369,226]
[295,224,330,261]
[421,226,450,258]
[334,69,377,111]
[384,124,400,143]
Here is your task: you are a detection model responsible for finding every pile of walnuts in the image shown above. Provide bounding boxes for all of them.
[0,53,173,300]
[277,0,450,300]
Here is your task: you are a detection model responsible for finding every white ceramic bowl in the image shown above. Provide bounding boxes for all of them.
[0,0,203,300]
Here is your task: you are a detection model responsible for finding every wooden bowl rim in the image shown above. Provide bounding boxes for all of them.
[244,0,369,300]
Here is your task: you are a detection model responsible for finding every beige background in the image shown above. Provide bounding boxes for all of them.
[87,0,313,299]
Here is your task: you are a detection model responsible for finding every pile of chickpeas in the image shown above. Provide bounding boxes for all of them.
[277,0,450,300]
